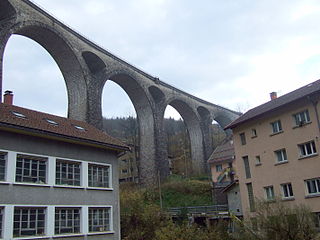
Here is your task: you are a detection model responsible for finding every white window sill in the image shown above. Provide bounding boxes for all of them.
[52,233,85,238]
[13,182,50,187]
[270,130,283,136]
[13,235,48,240]
[87,187,113,191]
[274,160,289,166]
[292,121,311,129]
[53,185,84,189]
[298,153,318,160]
[305,193,320,199]
[88,231,115,236]
[281,197,295,201]
[0,181,10,185]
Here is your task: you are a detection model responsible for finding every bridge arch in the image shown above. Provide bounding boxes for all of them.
[148,86,165,104]
[0,1,16,21]
[165,98,204,175]
[100,70,156,184]
[0,20,88,121]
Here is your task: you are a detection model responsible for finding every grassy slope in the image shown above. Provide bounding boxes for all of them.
[152,175,213,208]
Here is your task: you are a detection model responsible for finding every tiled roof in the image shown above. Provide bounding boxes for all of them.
[225,79,320,129]
[0,103,129,152]
[208,136,234,164]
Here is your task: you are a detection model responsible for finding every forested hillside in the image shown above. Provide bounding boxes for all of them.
[102,117,226,176]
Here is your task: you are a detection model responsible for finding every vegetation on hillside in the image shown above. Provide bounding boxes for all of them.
[120,185,320,240]
[103,116,226,176]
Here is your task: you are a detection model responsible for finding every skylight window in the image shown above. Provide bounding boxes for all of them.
[74,125,85,131]
[11,111,26,119]
[45,119,58,126]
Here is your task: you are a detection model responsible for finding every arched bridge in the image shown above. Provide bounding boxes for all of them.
[0,0,240,185]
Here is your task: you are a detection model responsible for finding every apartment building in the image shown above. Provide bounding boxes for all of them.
[226,80,320,223]
[0,91,129,240]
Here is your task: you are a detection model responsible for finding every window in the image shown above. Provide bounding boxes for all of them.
[216,164,222,172]
[305,178,320,195]
[89,208,111,232]
[0,208,2,238]
[281,183,294,198]
[240,133,246,145]
[0,152,6,181]
[251,129,257,137]
[56,160,81,186]
[55,208,80,235]
[16,155,47,184]
[246,183,255,212]
[293,110,310,126]
[255,155,261,165]
[264,186,275,201]
[275,149,288,163]
[243,156,251,179]
[121,169,128,174]
[271,120,282,134]
[13,207,45,237]
[88,164,110,188]
[299,141,317,157]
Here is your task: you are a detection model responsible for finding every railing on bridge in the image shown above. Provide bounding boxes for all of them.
[167,205,228,216]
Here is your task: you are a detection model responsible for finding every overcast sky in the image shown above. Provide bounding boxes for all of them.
[3,0,320,119]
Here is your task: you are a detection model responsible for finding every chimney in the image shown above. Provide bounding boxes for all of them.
[270,92,277,100]
[4,90,13,105]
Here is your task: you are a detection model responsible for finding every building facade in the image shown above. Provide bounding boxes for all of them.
[208,136,242,219]
[226,80,320,223]
[0,93,128,240]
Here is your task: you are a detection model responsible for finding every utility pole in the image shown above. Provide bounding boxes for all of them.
[158,171,163,209]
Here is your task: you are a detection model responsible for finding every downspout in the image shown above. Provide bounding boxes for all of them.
[308,96,320,136]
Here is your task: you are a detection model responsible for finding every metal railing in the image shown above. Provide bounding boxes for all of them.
[167,205,228,216]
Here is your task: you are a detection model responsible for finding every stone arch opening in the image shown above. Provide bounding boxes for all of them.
[148,86,165,104]
[3,35,67,116]
[0,22,88,121]
[101,72,156,184]
[0,1,16,21]
[165,99,204,175]
[82,51,106,74]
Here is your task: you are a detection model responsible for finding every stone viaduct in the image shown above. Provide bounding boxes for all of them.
[0,0,240,185]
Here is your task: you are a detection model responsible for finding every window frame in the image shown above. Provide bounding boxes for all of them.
[255,155,261,166]
[88,164,111,189]
[264,186,275,201]
[13,207,46,238]
[281,183,294,199]
[55,159,81,187]
[0,152,7,182]
[298,140,317,158]
[15,154,47,185]
[243,156,251,179]
[305,178,320,196]
[293,109,310,126]
[54,207,81,235]
[215,164,223,172]
[246,183,255,212]
[274,149,288,163]
[251,128,257,138]
[88,207,111,233]
[270,120,282,134]
[240,133,246,145]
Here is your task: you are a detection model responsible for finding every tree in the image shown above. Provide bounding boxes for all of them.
[237,199,319,240]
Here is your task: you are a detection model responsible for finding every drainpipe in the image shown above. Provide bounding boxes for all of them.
[308,96,320,136]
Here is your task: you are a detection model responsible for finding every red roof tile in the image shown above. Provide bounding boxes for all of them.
[0,103,129,152]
